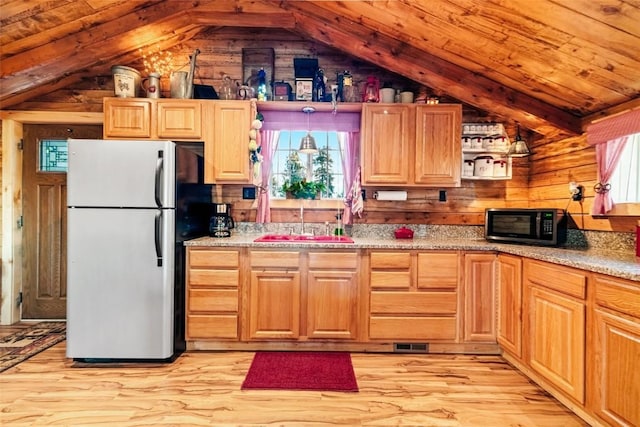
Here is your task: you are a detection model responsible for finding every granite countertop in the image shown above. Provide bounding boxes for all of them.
[186,234,640,282]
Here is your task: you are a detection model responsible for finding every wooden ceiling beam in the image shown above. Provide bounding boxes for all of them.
[275,2,582,136]
[188,12,295,29]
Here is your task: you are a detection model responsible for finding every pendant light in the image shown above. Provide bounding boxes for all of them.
[507,124,531,157]
[299,106,318,154]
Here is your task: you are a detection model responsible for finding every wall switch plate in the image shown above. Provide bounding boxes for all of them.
[242,187,256,200]
[439,190,447,202]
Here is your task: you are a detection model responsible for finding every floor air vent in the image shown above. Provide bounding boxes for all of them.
[393,343,429,353]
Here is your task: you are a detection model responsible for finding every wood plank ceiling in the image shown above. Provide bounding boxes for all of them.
[1,0,639,139]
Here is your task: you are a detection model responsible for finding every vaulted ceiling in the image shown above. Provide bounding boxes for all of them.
[1,0,639,139]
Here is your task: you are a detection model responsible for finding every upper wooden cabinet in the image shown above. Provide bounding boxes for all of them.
[104,98,202,140]
[206,101,252,183]
[103,98,153,139]
[360,104,461,187]
[156,100,202,139]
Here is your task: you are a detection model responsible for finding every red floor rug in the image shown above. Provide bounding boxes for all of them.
[241,351,359,392]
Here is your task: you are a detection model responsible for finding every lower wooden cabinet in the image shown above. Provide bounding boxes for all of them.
[186,248,240,340]
[590,274,640,427]
[524,259,586,404]
[463,253,497,343]
[247,249,360,341]
[368,251,459,341]
[497,254,522,358]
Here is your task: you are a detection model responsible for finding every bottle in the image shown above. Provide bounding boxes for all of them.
[257,68,267,101]
[313,68,326,102]
[394,89,401,103]
[334,212,344,236]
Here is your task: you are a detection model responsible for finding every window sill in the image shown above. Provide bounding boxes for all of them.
[269,198,345,210]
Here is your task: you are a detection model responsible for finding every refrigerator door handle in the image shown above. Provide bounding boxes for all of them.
[154,210,163,267]
[155,150,164,208]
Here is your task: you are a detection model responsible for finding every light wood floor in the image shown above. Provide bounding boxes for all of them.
[0,340,589,427]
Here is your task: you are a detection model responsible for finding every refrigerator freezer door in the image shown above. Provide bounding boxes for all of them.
[67,139,176,209]
[66,208,175,359]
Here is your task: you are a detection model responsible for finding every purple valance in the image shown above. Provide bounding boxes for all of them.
[587,109,640,145]
[260,110,361,132]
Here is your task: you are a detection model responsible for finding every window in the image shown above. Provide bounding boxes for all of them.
[270,130,345,199]
[609,132,640,203]
[39,139,68,172]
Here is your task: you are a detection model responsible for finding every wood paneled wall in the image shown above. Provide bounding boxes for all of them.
[4,28,638,232]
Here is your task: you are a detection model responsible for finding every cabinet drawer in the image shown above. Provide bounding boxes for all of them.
[370,291,457,315]
[370,252,411,269]
[524,259,586,299]
[370,271,411,289]
[189,269,239,287]
[189,249,239,268]
[188,289,238,312]
[594,274,640,318]
[417,252,459,289]
[369,317,457,340]
[250,251,300,268]
[187,315,238,339]
[308,252,357,269]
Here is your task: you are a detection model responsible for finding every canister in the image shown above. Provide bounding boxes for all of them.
[482,137,494,149]
[471,137,483,149]
[463,160,475,176]
[474,156,494,177]
[493,159,508,177]
[462,137,472,149]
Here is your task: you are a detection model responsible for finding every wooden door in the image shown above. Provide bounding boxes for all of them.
[307,270,358,340]
[527,285,585,403]
[248,270,301,340]
[22,124,102,319]
[210,101,251,183]
[414,104,462,187]
[463,253,497,342]
[592,308,640,427]
[157,100,202,139]
[360,104,413,185]
[497,254,523,358]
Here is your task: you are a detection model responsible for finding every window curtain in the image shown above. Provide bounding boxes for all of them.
[586,109,640,214]
[255,130,279,223]
[339,131,363,225]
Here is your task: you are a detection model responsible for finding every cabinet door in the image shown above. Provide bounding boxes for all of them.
[212,101,251,182]
[417,251,459,290]
[157,100,202,139]
[414,104,461,187]
[307,270,358,340]
[249,270,300,339]
[463,253,497,342]
[361,104,413,184]
[497,254,522,358]
[528,285,585,403]
[103,98,153,138]
[592,309,640,427]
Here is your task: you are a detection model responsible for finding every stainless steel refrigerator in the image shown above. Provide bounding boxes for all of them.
[66,139,211,361]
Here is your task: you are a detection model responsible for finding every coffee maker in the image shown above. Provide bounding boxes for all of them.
[209,203,235,237]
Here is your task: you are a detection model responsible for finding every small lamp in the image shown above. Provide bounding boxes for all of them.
[299,106,318,154]
[507,124,531,157]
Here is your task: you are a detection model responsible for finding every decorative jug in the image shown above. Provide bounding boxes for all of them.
[141,73,161,98]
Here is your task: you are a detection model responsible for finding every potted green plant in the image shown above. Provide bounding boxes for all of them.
[281,179,326,200]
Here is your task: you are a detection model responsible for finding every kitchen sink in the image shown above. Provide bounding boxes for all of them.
[253,234,354,243]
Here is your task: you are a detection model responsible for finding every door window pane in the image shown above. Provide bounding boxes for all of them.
[39,139,68,172]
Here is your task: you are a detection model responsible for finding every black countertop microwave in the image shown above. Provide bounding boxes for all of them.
[485,208,567,246]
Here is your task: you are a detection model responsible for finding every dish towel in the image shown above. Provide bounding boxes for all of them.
[349,166,364,218]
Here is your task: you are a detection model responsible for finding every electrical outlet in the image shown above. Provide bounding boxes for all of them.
[571,185,584,202]
[439,190,447,202]
[242,187,256,199]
